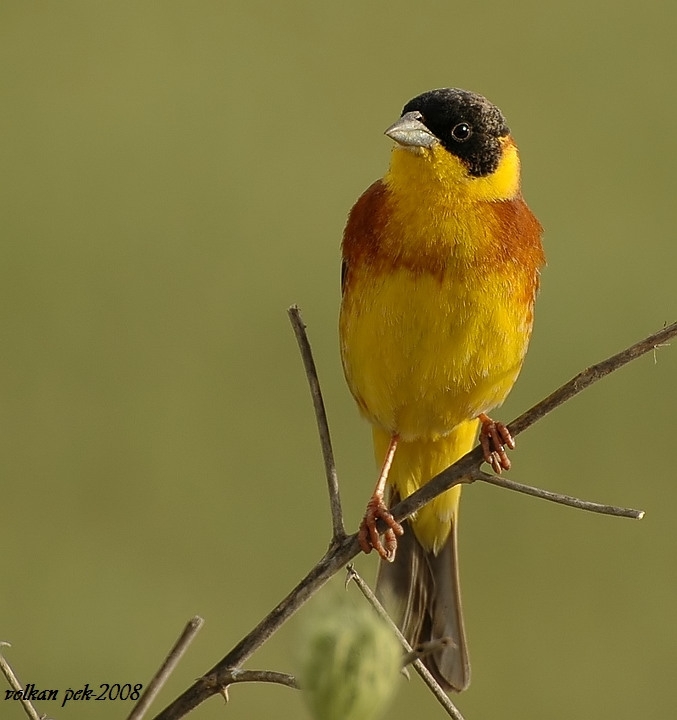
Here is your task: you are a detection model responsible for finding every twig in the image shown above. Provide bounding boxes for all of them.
[0,642,45,720]
[346,566,466,720]
[127,616,204,720]
[288,305,346,543]
[218,669,299,701]
[390,464,645,533]
[152,318,674,720]
[153,542,360,719]
[476,471,644,518]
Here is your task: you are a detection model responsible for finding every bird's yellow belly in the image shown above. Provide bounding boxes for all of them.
[340,265,532,441]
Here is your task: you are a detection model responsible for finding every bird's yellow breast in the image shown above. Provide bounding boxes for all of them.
[340,261,532,442]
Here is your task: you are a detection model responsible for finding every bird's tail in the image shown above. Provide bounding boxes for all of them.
[373,420,478,692]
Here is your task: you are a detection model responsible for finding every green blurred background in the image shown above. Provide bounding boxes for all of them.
[1,2,676,719]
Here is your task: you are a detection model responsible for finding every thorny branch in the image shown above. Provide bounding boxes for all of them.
[217,669,300,699]
[151,313,676,720]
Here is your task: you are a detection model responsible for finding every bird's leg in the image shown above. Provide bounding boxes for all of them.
[479,412,515,473]
[358,434,404,562]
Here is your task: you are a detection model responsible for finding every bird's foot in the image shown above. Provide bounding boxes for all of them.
[358,495,403,562]
[479,412,515,474]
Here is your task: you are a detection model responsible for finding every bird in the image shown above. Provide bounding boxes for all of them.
[339,88,545,692]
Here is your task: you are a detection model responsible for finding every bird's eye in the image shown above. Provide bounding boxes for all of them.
[451,122,472,142]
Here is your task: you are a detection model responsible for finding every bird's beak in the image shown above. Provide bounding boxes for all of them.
[384,111,437,149]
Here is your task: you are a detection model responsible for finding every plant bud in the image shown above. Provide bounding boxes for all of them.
[298,593,401,720]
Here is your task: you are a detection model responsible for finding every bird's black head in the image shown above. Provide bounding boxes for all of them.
[401,88,510,177]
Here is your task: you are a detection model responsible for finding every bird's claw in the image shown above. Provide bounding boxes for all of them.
[479,413,515,473]
[358,496,404,562]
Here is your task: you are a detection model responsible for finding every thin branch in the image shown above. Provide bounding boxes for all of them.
[389,464,645,533]
[219,669,299,700]
[154,541,361,719]
[475,471,644,518]
[127,616,204,720]
[0,642,46,720]
[346,566,466,720]
[152,319,675,720]
[288,305,345,543]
